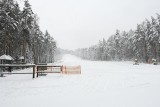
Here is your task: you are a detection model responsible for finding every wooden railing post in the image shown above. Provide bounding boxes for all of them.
[37,66,39,77]
[33,65,35,79]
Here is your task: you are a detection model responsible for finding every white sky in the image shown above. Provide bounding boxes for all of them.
[18,0,160,50]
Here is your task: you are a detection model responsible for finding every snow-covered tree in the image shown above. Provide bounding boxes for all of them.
[74,14,160,63]
[0,0,57,64]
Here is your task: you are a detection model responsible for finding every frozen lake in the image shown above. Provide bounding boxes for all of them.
[1,54,160,107]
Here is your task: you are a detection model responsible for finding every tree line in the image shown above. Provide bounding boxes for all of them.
[0,0,56,64]
[74,14,160,63]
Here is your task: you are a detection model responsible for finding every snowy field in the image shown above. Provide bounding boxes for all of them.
[1,54,160,107]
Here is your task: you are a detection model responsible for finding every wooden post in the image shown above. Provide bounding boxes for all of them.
[33,66,35,79]
[61,65,62,73]
[0,67,3,77]
[37,66,39,77]
[51,66,52,72]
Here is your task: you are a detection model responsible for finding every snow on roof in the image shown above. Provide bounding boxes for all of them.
[19,56,24,59]
[0,54,14,60]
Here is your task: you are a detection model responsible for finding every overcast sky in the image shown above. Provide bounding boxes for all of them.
[18,0,160,50]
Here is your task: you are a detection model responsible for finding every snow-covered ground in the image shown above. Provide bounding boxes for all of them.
[1,54,160,107]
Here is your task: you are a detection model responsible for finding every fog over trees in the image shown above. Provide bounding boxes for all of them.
[74,14,160,63]
[1,0,160,64]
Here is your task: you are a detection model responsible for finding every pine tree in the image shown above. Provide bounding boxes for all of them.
[0,0,57,64]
